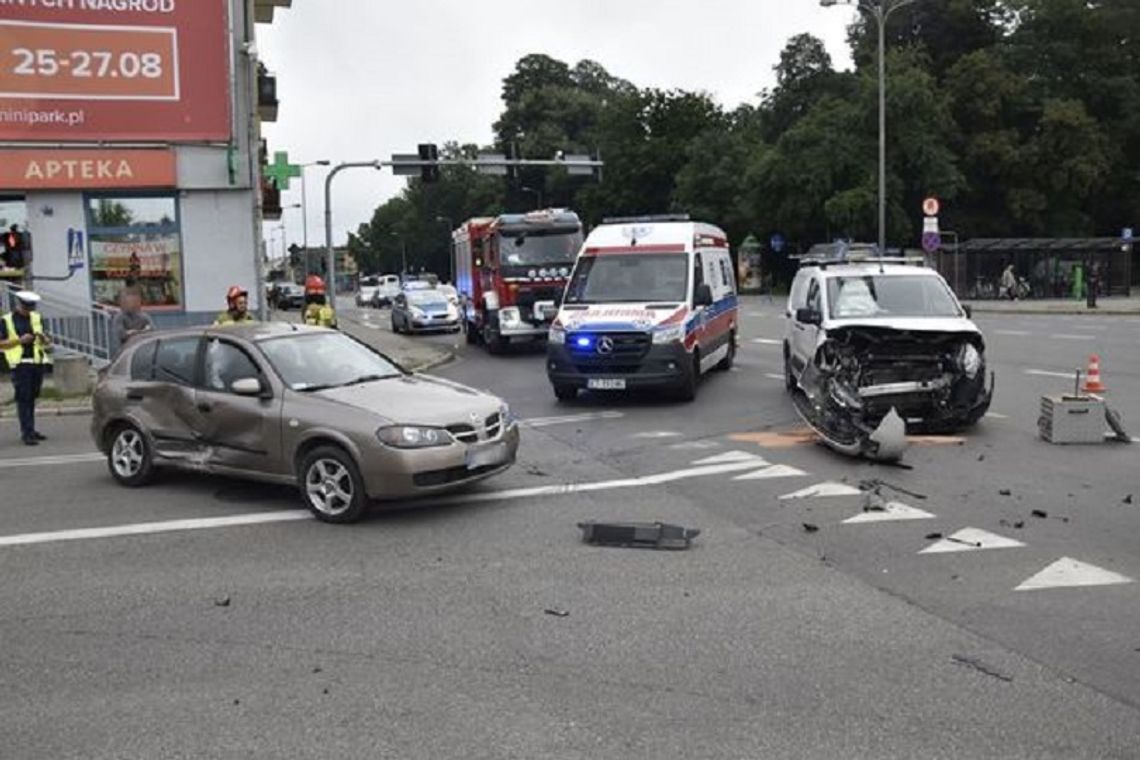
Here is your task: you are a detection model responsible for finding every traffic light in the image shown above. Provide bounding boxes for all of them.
[418,143,440,183]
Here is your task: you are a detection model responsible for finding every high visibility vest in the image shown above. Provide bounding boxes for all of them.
[214,311,256,326]
[304,303,337,328]
[2,311,52,367]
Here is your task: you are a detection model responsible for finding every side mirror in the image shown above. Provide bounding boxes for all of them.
[962,304,973,319]
[694,283,714,307]
[796,308,822,326]
[231,377,265,397]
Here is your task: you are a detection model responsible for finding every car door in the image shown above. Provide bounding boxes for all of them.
[791,276,822,372]
[124,335,204,458]
[190,336,284,475]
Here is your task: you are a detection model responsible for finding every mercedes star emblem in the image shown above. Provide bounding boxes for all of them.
[597,336,615,355]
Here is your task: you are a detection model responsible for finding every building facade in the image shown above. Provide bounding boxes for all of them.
[0,0,291,326]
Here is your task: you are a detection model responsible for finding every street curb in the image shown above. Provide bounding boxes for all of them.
[0,405,92,419]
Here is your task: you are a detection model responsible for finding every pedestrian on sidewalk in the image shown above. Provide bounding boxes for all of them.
[111,286,153,353]
[1,290,53,446]
[1000,264,1017,300]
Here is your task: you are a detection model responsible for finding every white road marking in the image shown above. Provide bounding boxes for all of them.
[692,451,769,466]
[994,329,1031,336]
[1025,369,1078,380]
[842,501,935,524]
[750,338,781,345]
[0,511,313,548]
[985,412,1009,420]
[780,482,863,500]
[0,458,776,549]
[747,311,767,318]
[669,440,721,451]
[732,464,807,481]
[521,411,625,428]
[0,453,104,469]
[1050,334,1097,341]
[919,527,1025,554]
[632,431,683,440]
[765,373,786,381]
[1014,557,1134,591]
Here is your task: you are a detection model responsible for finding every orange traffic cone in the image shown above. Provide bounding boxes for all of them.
[1082,355,1107,394]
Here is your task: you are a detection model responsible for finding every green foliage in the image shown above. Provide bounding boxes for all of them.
[353,4,1140,284]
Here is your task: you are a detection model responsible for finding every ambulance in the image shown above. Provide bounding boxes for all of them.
[546,216,738,402]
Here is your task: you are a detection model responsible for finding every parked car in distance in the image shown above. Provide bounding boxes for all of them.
[91,324,518,523]
[275,283,305,310]
[391,288,461,334]
[356,275,381,307]
[368,274,402,308]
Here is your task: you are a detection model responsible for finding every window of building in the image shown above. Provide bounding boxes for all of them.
[86,195,185,311]
[0,195,28,275]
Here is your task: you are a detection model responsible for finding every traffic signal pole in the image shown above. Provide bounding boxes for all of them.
[323,153,603,297]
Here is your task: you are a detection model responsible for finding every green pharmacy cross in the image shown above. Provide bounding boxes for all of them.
[263,151,301,190]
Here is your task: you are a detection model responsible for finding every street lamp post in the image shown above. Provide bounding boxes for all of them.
[435,216,454,283]
[390,232,407,278]
[299,160,330,273]
[324,161,382,299]
[820,0,918,254]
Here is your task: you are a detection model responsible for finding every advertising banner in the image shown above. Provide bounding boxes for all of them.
[0,148,176,190]
[90,234,183,310]
[0,0,230,142]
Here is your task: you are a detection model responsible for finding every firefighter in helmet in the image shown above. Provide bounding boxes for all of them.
[302,275,337,328]
[214,286,256,325]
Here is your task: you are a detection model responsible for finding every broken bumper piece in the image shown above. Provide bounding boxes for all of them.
[577,521,701,550]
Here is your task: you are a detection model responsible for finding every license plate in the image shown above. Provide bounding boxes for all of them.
[587,378,626,390]
[465,442,509,470]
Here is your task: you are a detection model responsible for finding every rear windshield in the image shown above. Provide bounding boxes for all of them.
[827,275,962,319]
[565,254,689,304]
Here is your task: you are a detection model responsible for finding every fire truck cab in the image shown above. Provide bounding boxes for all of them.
[452,210,584,353]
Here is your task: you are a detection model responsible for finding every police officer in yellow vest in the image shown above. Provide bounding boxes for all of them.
[302,275,337,328]
[1,290,53,446]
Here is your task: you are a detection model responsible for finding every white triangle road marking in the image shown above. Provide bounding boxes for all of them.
[843,501,935,524]
[733,464,807,481]
[919,527,1025,554]
[669,441,721,451]
[780,482,863,500]
[632,431,683,440]
[1014,557,1135,591]
[691,451,768,466]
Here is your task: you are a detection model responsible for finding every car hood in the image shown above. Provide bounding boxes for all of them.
[303,373,501,425]
[826,316,981,335]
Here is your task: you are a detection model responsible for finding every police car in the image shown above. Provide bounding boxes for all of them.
[546,216,738,402]
[783,245,992,456]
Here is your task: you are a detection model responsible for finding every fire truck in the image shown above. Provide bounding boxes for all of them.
[452,209,584,353]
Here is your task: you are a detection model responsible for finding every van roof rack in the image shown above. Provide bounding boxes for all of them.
[601,214,691,225]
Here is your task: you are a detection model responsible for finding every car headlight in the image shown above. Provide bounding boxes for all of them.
[653,324,686,345]
[500,307,521,326]
[958,343,982,379]
[377,425,452,449]
[499,402,515,425]
[548,324,566,344]
[411,306,426,319]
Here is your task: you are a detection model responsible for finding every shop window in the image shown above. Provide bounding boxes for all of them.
[87,195,185,311]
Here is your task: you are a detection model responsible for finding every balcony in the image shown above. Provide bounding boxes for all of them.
[257,67,278,122]
[262,178,282,221]
[254,0,292,24]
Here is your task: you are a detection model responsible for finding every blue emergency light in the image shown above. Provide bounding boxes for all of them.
[575,336,593,349]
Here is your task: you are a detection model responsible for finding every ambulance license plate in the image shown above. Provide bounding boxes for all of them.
[587,378,626,390]
[466,442,509,470]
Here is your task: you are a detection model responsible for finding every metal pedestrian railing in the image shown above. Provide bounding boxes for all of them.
[2,280,114,368]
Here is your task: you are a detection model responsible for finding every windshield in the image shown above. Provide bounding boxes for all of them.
[565,254,689,304]
[260,332,402,391]
[360,277,379,288]
[827,275,963,319]
[407,290,450,306]
[499,228,582,266]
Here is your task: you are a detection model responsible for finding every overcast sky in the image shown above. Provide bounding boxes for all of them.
[258,0,858,252]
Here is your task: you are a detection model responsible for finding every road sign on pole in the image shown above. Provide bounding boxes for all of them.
[921,231,941,253]
[922,197,940,217]
[923,217,940,234]
[770,233,786,253]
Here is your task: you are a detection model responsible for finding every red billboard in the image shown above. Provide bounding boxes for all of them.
[0,0,231,142]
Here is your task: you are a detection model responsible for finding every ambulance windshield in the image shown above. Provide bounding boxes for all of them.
[565,254,689,304]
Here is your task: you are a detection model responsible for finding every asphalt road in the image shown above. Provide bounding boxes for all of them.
[2,296,1139,759]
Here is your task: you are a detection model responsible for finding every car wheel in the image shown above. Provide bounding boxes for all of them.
[676,351,699,402]
[483,326,506,354]
[716,331,736,371]
[553,383,577,402]
[299,446,368,524]
[107,423,155,487]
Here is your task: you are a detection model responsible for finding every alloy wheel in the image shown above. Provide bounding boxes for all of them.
[305,459,354,516]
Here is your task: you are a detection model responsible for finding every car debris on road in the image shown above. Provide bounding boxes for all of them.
[577,521,701,550]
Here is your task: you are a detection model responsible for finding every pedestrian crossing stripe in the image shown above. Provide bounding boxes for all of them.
[842,501,935,524]
[1014,557,1134,591]
[732,464,807,481]
[780,483,863,500]
[691,451,768,466]
[919,527,1025,554]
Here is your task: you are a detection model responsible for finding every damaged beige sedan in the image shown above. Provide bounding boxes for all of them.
[92,324,518,523]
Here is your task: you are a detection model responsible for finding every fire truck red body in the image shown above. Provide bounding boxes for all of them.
[451,209,584,353]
